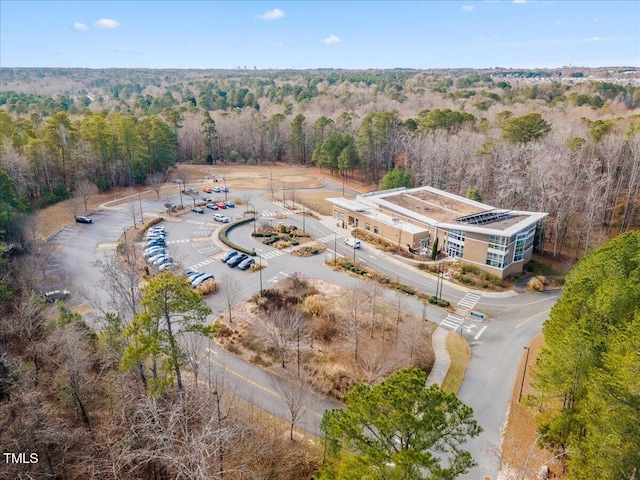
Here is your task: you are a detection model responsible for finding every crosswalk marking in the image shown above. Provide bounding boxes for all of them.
[184,219,206,225]
[317,233,341,244]
[440,314,464,332]
[189,258,216,269]
[192,229,213,237]
[260,250,285,260]
[166,239,191,245]
[260,209,290,218]
[197,245,220,254]
[458,292,481,309]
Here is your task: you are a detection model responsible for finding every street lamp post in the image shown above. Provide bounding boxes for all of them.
[138,192,144,224]
[519,346,531,403]
[302,204,306,234]
[178,180,184,208]
[334,230,337,266]
[259,255,263,295]
[296,327,301,378]
[223,176,228,202]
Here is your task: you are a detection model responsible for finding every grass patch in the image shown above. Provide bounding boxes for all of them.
[441,332,471,394]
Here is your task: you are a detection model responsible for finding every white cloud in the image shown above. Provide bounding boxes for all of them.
[94,18,121,29]
[73,22,88,31]
[462,5,475,12]
[513,0,527,3]
[260,8,285,20]
[322,34,342,45]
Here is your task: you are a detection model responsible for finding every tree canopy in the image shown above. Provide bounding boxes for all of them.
[319,368,481,480]
[380,167,414,190]
[533,231,640,479]
[501,113,551,143]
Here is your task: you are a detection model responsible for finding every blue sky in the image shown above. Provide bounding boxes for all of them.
[1,1,638,69]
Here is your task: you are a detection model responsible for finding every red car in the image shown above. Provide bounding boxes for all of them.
[202,187,212,193]
[214,202,227,209]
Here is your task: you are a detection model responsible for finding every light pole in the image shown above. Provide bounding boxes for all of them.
[353,242,356,262]
[138,192,144,224]
[302,203,306,234]
[334,230,337,266]
[282,181,286,208]
[223,176,228,202]
[178,180,184,208]
[259,255,263,295]
[519,346,531,403]
[296,327,301,378]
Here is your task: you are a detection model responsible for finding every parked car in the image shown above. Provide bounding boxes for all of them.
[345,237,362,249]
[223,201,235,208]
[214,202,227,209]
[148,252,168,263]
[213,187,222,193]
[192,207,204,214]
[145,241,165,250]
[144,247,165,258]
[149,226,166,233]
[146,235,166,243]
[187,272,206,283]
[185,268,198,277]
[227,253,249,268]
[206,203,218,210]
[202,196,213,202]
[222,186,229,192]
[237,257,255,270]
[221,251,239,263]
[159,262,177,271]
[202,188,213,193]
[43,289,71,303]
[152,255,173,266]
[192,273,215,287]
[164,202,177,209]
[75,216,92,224]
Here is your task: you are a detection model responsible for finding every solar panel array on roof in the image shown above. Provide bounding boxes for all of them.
[455,210,516,225]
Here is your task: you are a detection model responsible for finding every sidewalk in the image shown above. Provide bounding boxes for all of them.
[426,327,451,387]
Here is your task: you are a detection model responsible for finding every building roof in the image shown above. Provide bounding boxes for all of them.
[330,186,547,237]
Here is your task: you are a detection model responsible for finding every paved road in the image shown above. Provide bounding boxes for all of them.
[50,186,559,479]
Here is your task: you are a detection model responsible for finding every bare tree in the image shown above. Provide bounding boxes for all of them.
[337,285,367,362]
[256,307,306,368]
[218,273,242,324]
[74,178,98,212]
[358,348,399,385]
[125,198,140,229]
[146,171,166,199]
[359,280,382,338]
[65,194,84,220]
[271,376,316,440]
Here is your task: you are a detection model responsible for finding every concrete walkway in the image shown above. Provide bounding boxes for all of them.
[426,327,451,387]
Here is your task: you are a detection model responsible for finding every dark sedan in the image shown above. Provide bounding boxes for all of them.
[75,216,93,224]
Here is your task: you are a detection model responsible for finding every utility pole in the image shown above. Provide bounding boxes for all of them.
[296,327,300,378]
[223,176,228,202]
[334,231,337,266]
[302,204,306,234]
[259,255,263,295]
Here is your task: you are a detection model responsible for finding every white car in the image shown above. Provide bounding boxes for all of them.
[345,237,362,249]
[192,273,215,287]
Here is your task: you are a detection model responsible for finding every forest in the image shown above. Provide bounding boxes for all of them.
[1,67,639,263]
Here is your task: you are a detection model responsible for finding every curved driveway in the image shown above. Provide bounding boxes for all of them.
[51,185,558,479]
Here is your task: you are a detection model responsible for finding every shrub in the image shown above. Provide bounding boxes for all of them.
[526,277,545,292]
[196,279,219,295]
[215,322,233,338]
[309,314,339,342]
[460,264,480,275]
[483,272,504,287]
[303,294,328,317]
[395,284,416,295]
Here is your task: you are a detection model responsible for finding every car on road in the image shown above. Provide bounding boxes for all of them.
[192,273,215,287]
[75,216,93,224]
[213,214,230,223]
[221,251,239,263]
[237,257,255,270]
[227,253,249,268]
[191,207,205,214]
[164,202,177,209]
[214,202,227,209]
[223,201,235,208]
[206,203,218,210]
[345,237,362,249]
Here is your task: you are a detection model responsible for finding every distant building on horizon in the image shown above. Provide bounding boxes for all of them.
[329,186,548,279]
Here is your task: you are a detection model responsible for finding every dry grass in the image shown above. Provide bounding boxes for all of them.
[501,333,564,479]
[295,190,351,216]
[441,332,471,394]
